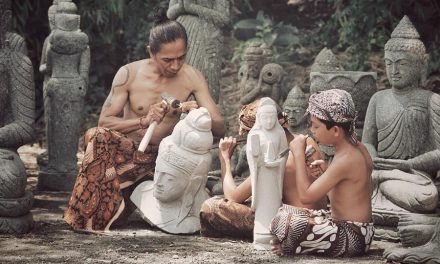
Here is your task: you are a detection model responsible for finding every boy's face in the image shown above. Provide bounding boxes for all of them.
[309,116,333,144]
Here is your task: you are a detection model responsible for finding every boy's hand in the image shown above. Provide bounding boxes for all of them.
[289,134,308,156]
[219,137,237,160]
[307,159,325,178]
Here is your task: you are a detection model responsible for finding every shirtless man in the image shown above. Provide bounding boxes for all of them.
[270,89,374,257]
[200,99,326,239]
[65,8,225,231]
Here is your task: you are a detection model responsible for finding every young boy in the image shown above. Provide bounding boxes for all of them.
[270,89,374,257]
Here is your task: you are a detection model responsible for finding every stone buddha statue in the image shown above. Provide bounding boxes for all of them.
[247,97,288,250]
[282,85,308,135]
[38,1,90,191]
[238,43,284,106]
[310,47,344,72]
[362,15,440,236]
[0,0,35,234]
[131,108,212,234]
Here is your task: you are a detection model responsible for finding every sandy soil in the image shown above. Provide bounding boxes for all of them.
[0,145,395,264]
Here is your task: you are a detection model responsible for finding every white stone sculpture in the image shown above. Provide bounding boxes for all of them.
[247,97,288,250]
[131,107,212,234]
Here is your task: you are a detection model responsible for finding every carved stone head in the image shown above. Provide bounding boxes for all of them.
[310,47,343,72]
[283,85,307,129]
[255,97,278,131]
[243,42,265,78]
[384,15,428,88]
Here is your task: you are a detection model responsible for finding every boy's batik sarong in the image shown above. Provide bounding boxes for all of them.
[200,196,254,239]
[64,127,158,231]
[270,204,374,257]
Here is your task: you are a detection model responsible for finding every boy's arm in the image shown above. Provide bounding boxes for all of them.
[191,69,226,137]
[291,135,344,204]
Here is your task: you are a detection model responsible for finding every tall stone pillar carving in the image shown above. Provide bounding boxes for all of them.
[0,0,35,234]
[38,1,90,191]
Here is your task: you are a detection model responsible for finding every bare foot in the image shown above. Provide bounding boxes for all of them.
[270,238,284,256]
[398,214,437,247]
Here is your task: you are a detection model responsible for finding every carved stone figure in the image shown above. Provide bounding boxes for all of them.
[310,47,344,72]
[131,107,212,234]
[238,43,284,106]
[167,0,230,103]
[0,0,35,234]
[282,85,308,134]
[247,97,288,250]
[362,16,440,244]
[38,2,90,191]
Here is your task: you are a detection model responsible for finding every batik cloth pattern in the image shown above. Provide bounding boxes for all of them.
[270,204,374,257]
[200,196,254,239]
[306,89,358,144]
[64,127,158,231]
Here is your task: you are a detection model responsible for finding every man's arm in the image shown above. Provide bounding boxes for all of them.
[291,135,344,204]
[191,68,226,137]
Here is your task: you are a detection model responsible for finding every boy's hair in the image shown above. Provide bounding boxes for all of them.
[318,118,352,136]
[149,7,188,55]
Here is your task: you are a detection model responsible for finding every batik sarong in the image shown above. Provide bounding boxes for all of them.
[64,127,158,231]
[200,196,254,239]
[270,204,374,257]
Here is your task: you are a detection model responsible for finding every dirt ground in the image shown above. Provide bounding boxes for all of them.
[0,145,395,264]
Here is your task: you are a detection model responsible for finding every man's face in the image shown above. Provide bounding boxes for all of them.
[153,170,188,203]
[284,106,306,128]
[384,51,421,90]
[150,38,187,78]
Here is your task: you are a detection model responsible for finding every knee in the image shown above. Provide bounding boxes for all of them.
[0,150,27,197]
[412,184,438,212]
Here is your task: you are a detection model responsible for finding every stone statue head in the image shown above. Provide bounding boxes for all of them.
[54,13,80,32]
[384,15,428,89]
[283,85,307,129]
[131,107,212,233]
[243,42,265,78]
[56,1,77,14]
[255,97,278,131]
[310,47,343,72]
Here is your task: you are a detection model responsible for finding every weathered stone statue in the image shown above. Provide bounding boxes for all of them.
[38,1,90,191]
[310,47,344,72]
[362,15,440,243]
[131,108,212,234]
[0,0,35,234]
[247,97,288,250]
[167,0,230,103]
[282,85,308,135]
[239,43,284,106]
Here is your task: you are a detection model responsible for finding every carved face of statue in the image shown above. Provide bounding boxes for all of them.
[149,38,187,78]
[247,59,263,78]
[153,170,189,203]
[284,106,306,128]
[258,106,277,130]
[385,51,422,90]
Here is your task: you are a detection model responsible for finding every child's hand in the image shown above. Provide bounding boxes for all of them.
[289,134,308,156]
[219,137,237,160]
[307,159,325,178]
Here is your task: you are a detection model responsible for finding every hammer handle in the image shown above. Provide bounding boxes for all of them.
[138,120,158,152]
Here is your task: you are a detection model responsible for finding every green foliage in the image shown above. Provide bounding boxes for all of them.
[232,11,301,65]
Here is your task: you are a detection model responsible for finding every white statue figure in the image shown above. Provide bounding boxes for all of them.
[131,107,213,234]
[247,97,288,250]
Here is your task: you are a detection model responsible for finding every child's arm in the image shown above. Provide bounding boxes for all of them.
[290,135,345,204]
[219,137,252,203]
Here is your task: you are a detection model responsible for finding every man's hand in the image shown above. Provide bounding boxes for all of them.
[373,157,411,172]
[145,100,169,125]
[219,137,237,161]
[180,100,198,113]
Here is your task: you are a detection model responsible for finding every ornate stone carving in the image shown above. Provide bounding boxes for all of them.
[282,85,308,134]
[0,0,35,234]
[167,0,230,103]
[238,43,284,106]
[362,16,440,249]
[247,98,288,250]
[131,108,212,234]
[38,2,90,191]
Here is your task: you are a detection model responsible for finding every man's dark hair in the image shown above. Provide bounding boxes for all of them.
[318,118,351,135]
[149,7,187,55]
